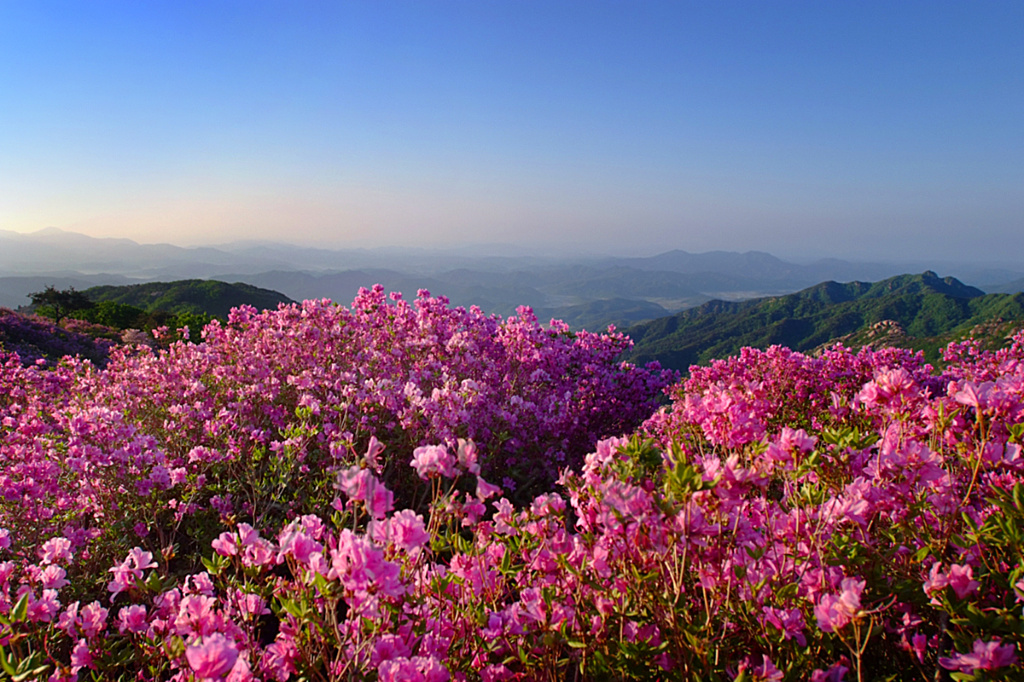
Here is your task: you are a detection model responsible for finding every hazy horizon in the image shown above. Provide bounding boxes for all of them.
[2,1,1022,263]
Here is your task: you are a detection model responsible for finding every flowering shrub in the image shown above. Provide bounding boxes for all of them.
[0,288,671,611]
[4,291,1024,681]
[0,308,114,367]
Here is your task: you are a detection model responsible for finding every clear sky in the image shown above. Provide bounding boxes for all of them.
[1,1,1021,260]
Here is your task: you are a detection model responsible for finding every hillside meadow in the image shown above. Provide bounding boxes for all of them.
[1,287,1024,681]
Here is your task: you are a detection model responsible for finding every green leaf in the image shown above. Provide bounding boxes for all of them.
[0,647,17,676]
[279,597,304,619]
[145,570,164,592]
[11,592,28,623]
[913,545,933,563]
[13,663,51,682]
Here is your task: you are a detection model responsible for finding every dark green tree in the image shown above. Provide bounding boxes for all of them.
[28,285,95,325]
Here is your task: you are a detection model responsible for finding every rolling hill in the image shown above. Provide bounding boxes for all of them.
[82,280,294,318]
[623,271,1024,372]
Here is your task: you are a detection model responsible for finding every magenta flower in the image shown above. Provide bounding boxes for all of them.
[371,633,412,666]
[117,604,149,634]
[925,562,979,603]
[378,657,420,681]
[26,588,61,623]
[475,476,502,501]
[946,564,980,600]
[939,638,1017,673]
[388,509,430,552]
[70,639,93,674]
[185,633,239,679]
[810,662,850,682]
[814,578,864,633]
[742,654,783,682]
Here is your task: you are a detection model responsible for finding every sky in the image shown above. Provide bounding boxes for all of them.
[1,1,1022,261]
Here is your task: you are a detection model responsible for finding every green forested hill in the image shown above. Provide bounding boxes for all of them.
[83,280,294,318]
[623,271,1024,372]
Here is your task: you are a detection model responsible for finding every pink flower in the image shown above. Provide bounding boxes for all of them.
[952,381,994,410]
[389,509,430,552]
[924,562,979,603]
[70,639,93,674]
[911,633,928,663]
[742,654,783,682]
[337,465,372,500]
[26,589,61,622]
[118,604,149,634]
[366,479,395,519]
[371,634,411,666]
[762,607,806,646]
[38,537,73,564]
[337,467,394,518]
[475,476,502,501]
[814,578,864,633]
[242,540,276,568]
[810,662,850,682]
[108,547,158,597]
[946,564,980,600]
[411,445,457,480]
[378,658,420,682]
[364,435,385,470]
[377,656,449,682]
[457,438,481,475]
[80,601,108,639]
[232,590,269,619]
[186,633,240,679]
[939,638,1017,673]
[277,528,322,566]
[212,532,239,557]
[923,561,948,603]
[39,565,69,589]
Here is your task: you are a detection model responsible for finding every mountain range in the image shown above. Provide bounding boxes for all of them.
[3,228,1024,329]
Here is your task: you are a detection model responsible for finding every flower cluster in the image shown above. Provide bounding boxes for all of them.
[0,308,114,367]
[4,292,1024,680]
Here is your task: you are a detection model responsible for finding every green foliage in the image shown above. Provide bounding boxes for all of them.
[80,279,294,319]
[624,272,1024,372]
[72,300,147,328]
[27,285,94,324]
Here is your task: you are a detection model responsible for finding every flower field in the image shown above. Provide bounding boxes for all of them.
[2,287,1024,681]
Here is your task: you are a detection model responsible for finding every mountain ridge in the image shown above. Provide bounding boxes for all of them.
[623,272,1024,372]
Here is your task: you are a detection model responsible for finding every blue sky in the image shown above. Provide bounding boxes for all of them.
[1,1,1021,260]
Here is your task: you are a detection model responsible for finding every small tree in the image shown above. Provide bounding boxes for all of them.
[28,285,94,325]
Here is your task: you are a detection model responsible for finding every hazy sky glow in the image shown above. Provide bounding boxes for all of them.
[1,1,1022,260]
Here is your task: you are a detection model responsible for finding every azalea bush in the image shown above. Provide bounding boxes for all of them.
[0,308,114,368]
[3,290,1024,681]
